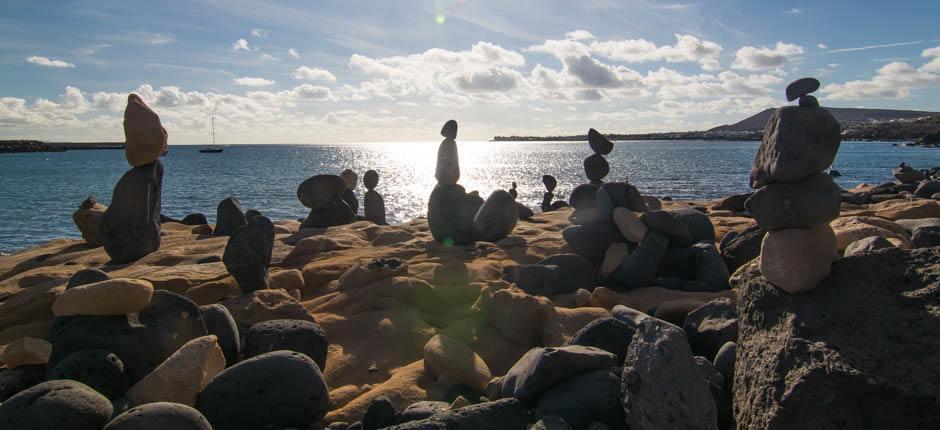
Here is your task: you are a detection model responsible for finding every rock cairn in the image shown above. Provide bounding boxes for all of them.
[297,174,355,228]
[223,214,275,293]
[746,77,841,293]
[363,169,387,225]
[97,94,165,263]
[340,168,359,214]
[428,120,518,245]
[540,174,568,212]
[213,196,247,236]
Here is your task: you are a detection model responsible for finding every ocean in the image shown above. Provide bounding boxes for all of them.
[1,140,937,254]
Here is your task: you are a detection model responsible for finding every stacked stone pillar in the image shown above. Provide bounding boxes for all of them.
[746,77,842,293]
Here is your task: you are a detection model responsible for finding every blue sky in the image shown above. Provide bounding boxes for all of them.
[1,0,939,143]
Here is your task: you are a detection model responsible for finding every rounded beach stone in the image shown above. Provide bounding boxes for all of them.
[435,138,460,185]
[3,337,51,368]
[599,243,631,280]
[542,175,558,193]
[340,188,359,215]
[212,197,247,236]
[363,169,379,190]
[0,379,113,430]
[563,317,635,363]
[682,298,738,360]
[0,364,47,402]
[363,396,398,430]
[243,319,328,370]
[596,182,648,216]
[301,198,355,229]
[669,208,716,243]
[72,200,106,247]
[535,367,623,430]
[123,94,167,167]
[98,160,163,264]
[67,268,111,289]
[799,95,819,107]
[588,128,613,155]
[532,415,572,430]
[223,215,275,294]
[196,350,330,430]
[785,77,821,102]
[297,174,348,209]
[198,304,240,366]
[104,402,212,430]
[639,210,693,246]
[745,172,841,230]
[124,335,225,407]
[180,213,208,225]
[441,119,458,140]
[612,207,648,243]
[428,184,483,245]
[843,235,896,257]
[714,341,736,390]
[400,401,450,423]
[535,254,595,293]
[340,169,358,190]
[569,183,599,209]
[48,349,129,400]
[502,264,559,297]
[611,231,670,289]
[914,180,940,198]
[364,190,387,225]
[759,224,837,293]
[473,189,518,242]
[584,154,609,182]
[562,223,623,265]
[500,346,618,405]
[53,279,154,317]
[750,106,841,188]
[423,334,492,393]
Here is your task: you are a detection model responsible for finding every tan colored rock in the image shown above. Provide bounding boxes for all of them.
[52,278,153,316]
[125,335,225,406]
[2,337,52,368]
[423,334,492,393]
[270,269,305,291]
[123,94,167,167]
[449,395,472,409]
[574,288,592,307]
[337,258,408,291]
[613,207,648,243]
[191,224,213,235]
[220,289,314,330]
[830,217,911,252]
[185,279,240,305]
[589,286,733,312]
[760,224,837,293]
[599,243,630,280]
[72,203,107,247]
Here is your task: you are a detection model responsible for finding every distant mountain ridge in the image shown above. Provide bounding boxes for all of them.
[709,107,940,132]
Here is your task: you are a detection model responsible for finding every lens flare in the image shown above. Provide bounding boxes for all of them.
[435,13,446,25]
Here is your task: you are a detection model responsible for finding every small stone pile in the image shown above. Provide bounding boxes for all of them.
[746,77,842,293]
[539,175,568,212]
[97,94,165,263]
[297,174,355,228]
[363,169,387,225]
[427,120,518,245]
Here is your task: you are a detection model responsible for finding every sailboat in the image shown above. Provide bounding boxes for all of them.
[199,116,224,153]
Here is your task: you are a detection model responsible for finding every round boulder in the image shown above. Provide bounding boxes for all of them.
[67,268,111,289]
[243,319,328,370]
[0,379,113,430]
[104,402,211,430]
[48,349,130,400]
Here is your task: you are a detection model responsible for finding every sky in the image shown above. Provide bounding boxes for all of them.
[1,0,939,144]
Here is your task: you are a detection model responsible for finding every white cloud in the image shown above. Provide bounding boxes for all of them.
[565,30,595,41]
[783,8,802,14]
[233,77,276,86]
[260,53,278,61]
[288,48,300,59]
[251,28,268,38]
[449,67,523,92]
[232,38,252,51]
[823,47,940,99]
[731,42,804,70]
[817,43,828,49]
[292,66,337,81]
[26,56,75,68]
[530,33,723,70]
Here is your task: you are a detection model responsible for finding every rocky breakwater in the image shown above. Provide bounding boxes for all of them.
[747,78,841,293]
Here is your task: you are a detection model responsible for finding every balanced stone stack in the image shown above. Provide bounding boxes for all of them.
[507,182,535,218]
[363,169,387,225]
[540,175,568,212]
[746,77,841,293]
[223,214,275,293]
[297,174,355,228]
[98,94,166,264]
[428,120,519,245]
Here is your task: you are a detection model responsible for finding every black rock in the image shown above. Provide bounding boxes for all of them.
[0,365,46,402]
[213,197,247,236]
[841,191,870,205]
[913,227,940,248]
[104,402,212,430]
[428,184,483,246]
[181,213,208,225]
[301,198,356,229]
[669,208,716,243]
[683,298,738,360]
[588,129,614,155]
[502,264,560,297]
[0,379,113,430]
[611,305,652,327]
[611,231,669,289]
[473,190,518,242]
[713,342,736,397]
[298,174,348,209]
[750,106,841,188]
[695,356,732,430]
[639,211,693,246]
[98,160,163,263]
[386,398,528,430]
[710,193,751,212]
[67,268,111,289]
[536,253,596,293]
[694,244,730,291]
[441,119,458,140]
[516,202,534,218]
[595,182,649,222]
[719,224,764,273]
[785,77,821,101]
[542,175,558,193]
[364,170,379,190]
[223,215,275,293]
[363,396,398,430]
[914,180,940,198]
[80,196,97,210]
[745,172,841,230]
[48,349,129,400]
[893,164,925,184]
[569,183,599,209]
[798,95,819,107]
[364,190,387,225]
[160,214,182,224]
[197,350,330,430]
[244,209,262,220]
[199,304,240,367]
[535,367,625,430]
[562,223,624,265]
[243,319,328,370]
[584,154,609,182]
[563,317,635,362]
[500,346,617,405]
[341,188,359,214]
[399,401,450,423]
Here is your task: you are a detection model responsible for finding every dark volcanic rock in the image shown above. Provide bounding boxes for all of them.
[595,182,648,221]
[213,197,247,236]
[798,94,819,107]
[535,367,625,430]
[48,349,129,400]
[298,174,348,209]
[301,198,356,229]
[843,235,896,257]
[181,213,209,225]
[588,128,614,155]
[536,253,596,293]
[499,346,618,405]
[364,190,387,225]
[622,318,717,430]
[473,190,518,242]
[0,379,113,430]
[563,317,635,363]
[197,350,330,430]
[428,184,483,246]
[683,298,738,360]
[400,401,450,423]
[363,395,398,430]
[542,175,558,193]
[67,268,111,289]
[915,180,940,198]
[584,154,610,182]
[441,119,458,140]
[243,319,328,370]
[341,188,359,215]
[0,364,46,402]
[435,138,460,186]
[199,304,240,367]
[569,183,600,209]
[386,398,528,430]
[562,223,624,265]
[502,264,559,297]
[104,402,212,430]
[710,193,751,212]
[745,172,841,230]
[611,231,669,289]
[364,169,380,190]
[785,77,820,102]
[640,211,693,246]
[719,224,764,273]
[223,215,275,293]
[670,208,716,243]
[98,160,163,263]
[734,247,940,429]
[750,106,841,188]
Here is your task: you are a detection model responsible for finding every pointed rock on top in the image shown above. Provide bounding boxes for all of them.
[785,77,821,102]
[588,128,613,155]
[441,119,458,140]
[123,94,168,167]
[542,175,557,193]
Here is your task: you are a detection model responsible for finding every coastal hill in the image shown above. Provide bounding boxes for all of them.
[709,107,940,132]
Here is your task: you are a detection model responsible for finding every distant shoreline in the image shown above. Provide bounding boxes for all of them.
[0,140,122,153]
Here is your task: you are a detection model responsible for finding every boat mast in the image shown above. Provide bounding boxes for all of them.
[211,116,216,146]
